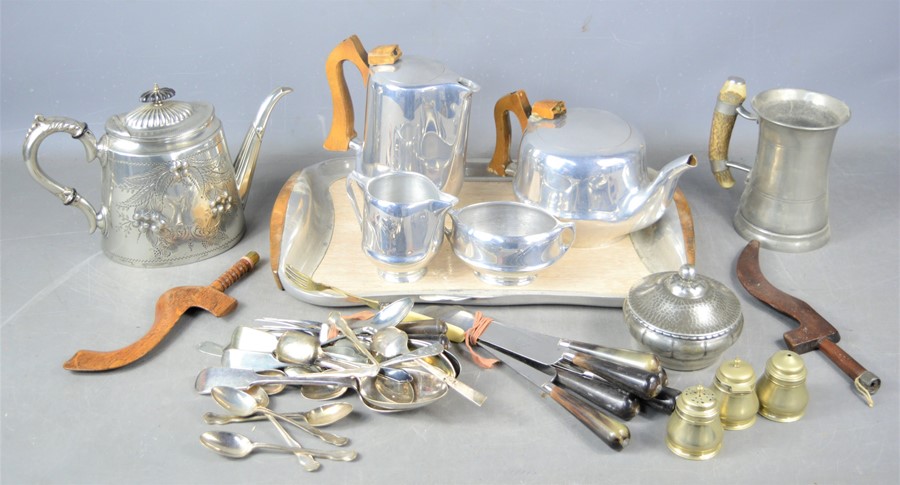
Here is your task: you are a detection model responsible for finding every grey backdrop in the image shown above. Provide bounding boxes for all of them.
[2,1,898,484]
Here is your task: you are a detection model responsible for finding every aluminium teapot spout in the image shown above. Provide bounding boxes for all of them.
[233,86,293,206]
[631,154,698,218]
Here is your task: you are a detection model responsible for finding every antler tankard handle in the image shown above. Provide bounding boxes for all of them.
[22,115,104,233]
[707,77,748,189]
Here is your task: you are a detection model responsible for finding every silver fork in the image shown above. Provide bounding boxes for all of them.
[284,265,381,307]
[282,264,435,323]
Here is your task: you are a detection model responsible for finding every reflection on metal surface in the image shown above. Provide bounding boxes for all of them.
[275,158,691,307]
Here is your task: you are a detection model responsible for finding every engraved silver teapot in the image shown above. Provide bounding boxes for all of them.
[23,84,292,267]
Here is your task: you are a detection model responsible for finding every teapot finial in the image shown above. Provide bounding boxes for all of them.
[140,84,176,105]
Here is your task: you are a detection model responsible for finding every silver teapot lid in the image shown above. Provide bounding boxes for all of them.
[105,84,215,141]
[625,264,742,340]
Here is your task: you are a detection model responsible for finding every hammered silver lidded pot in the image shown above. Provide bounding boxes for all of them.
[22,84,292,267]
[624,264,743,371]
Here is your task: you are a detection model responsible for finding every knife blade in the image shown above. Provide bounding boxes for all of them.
[480,340,640,420]
[421,306,660,373]
[420,306,663,398]
[485,347,630,451]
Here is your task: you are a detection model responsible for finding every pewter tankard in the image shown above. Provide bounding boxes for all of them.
[708,77,850,252]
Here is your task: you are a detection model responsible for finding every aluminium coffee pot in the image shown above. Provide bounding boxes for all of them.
[23,84,292,267]
[488,90,696,243]
[707,76,850,252]
[323,34,479,196]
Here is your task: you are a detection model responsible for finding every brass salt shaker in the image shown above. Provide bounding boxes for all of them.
[712,358,759,430]
[666,385,724,460]
[757,350,808,422]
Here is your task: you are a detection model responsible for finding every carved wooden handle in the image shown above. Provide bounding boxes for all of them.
[323,35,369,151]
[488,90,532,176]
[708,77,747,189]
[210,251,259,292]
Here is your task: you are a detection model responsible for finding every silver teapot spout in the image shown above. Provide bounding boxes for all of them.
[233,86,293,206]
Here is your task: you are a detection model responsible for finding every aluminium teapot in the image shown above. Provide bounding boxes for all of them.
[489,90,696,243]
[23,84,292,267]
[323,34,479,196]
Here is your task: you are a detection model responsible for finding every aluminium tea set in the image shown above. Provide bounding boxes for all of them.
[22,34,878,464]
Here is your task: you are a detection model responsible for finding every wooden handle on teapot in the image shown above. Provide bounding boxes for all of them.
[324,35,370,152]
[708,77,747,189]
[488,90,532,177]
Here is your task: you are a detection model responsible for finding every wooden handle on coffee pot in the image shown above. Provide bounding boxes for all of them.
[323,35,370,151]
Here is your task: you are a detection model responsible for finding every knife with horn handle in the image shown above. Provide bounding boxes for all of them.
[564,352,662,400]
[552,361,640,420]
[558,340,662,374]
[486,346,630,451]
[638,386,680,415]
[396,319,448,336]
[555,359,675,415]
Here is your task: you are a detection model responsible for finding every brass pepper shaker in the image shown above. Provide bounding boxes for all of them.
[757,350,808,422]
[665,385,724,460]
[712,358,759,430]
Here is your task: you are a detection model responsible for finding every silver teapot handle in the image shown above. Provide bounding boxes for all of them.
[23,115,104,233]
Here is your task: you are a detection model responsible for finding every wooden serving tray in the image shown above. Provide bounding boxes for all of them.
[271,157,694,307]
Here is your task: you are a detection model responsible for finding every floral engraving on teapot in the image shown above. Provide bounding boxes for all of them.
[116,153,237,258]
